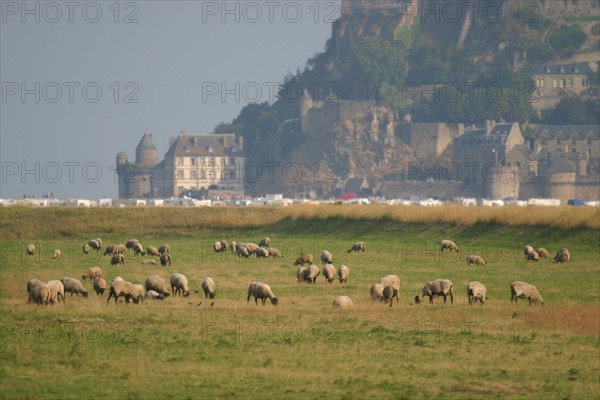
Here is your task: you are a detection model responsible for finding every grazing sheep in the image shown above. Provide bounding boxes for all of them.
[28,284,50,305]
[382,285,398,307]
[258,237,270,247]
[294,254,314,266]
[201,277,216,299]
[107,279,136,305]
[53,249,62,259]
[230,241,238,254]
[93,277,107,296]
[244,243,259,254]
[60,277,89,297]
[27,278,45,293]
[111,254,125,266]
[129,284,146,304]
[379,275,400,297]
[415,279,454,304]
[158,244,170,255]
[146,246,160,256]
[126,239,140,250]
[132,242,145,256]
[26,244,35,255]
[347,241,366,253]
[170,273,190,297]
[160,253,171,267]
[82,243,90,255]
[466,255,486,265]
[247,282,278,305]
[95,238,103,248]
[255,247,269,258]
[511,281,544,305]
[370,283,385,302]
[103,245,116,256]
[141,259,157,266]
[236,245,250,258]
[46,280,65,304]
[322,263,336,284]
[523,245,534,258]
[268,247,282,260]
[467,281,487,305]
[115,244,126,254]
[537,247,549,258]
[303,264,321,284]
[112,276,124,284]
[145,275,171,297]
[296,266,308,283]
[88,240,101,253]
[320,250,333,265]
[526,251,540,262]
[332,296,353,309]
[81,266,102,281]
[338,265,349,284]
[145,290,164,300]
[554,248,570,263]
[440,240,459,253]
[213,241,223,253]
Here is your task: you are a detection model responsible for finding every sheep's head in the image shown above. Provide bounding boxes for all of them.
[83,292,89,298]
[183,290,190,297]
[414,295,422,304]
[209,293,216,299]
[271,297,279,305]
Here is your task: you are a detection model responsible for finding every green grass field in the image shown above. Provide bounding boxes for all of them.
[1,206,599,399]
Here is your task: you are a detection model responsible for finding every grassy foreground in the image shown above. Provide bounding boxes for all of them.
[0,205,599,399]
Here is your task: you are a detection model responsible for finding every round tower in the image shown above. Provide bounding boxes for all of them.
[135,132,158,169]
[116,151,128,166]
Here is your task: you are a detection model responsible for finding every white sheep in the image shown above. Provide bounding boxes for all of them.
[145,290,164,300]
[294,254,314,266]
[523,245,534,258]
[268,247,282,260]
[88,239,101,253]
[132,242,145,256]
[107,279,136,305]
[370,283,385,302]
[111,254,125,266]
[160,253,172,267]
[440,240,459,253]
[82,243,90,255]
[247,282,278,305]
[255,247,269,258]
[170,273,190,297]
[141,259,157,265]
[382,285,398,307]
[201,277,216,299]
[146,246,160,256]
[467,281,487,305]
[320,250,333,265]
[26,244,35,255]
[125,239,140,250]
[338,265,349,284]
[258,237,270,247]
[511,281,544,305]
[332,296,353,309]
[93,277,107,296]
[526,251,540,262]
[60,277,89,297]
[379,275,400,303]
[554,248,570,263]
[28,284,50,305]
[53,249,62,259]
[322,263,336,284]
[81,266,102,281]
[415,279,454,304]
[46,280,65,304]
[230,241,238,254]
[27,278,45,293]
[145,275,170,297]
[301,264,320,284]
[158,244,170,254]
[537,247,549,258]
[347,241,365,253]
[466,255,486,265]
[129,284,146,304]
[213,241,223,253]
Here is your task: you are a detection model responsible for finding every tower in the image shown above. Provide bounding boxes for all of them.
[135,132,158,169]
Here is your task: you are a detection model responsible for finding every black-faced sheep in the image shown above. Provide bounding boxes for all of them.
[526,251,540,262]
[247,282,278,305]
[347,241,365,253]
[93,277,107,296]
[554,248,570,263]
[146,246,160,256]
[322,263,336,284]
[27,278,45,293]
[132,242,145,256]
[467,281,487,305]
[107,279,136,305]
[145,275,170,297]
[379,275,400,303]
[320,250,333,265]
[440,240,459,253]
[145,290,164,300]
[338,265,349,284]
[301,264,320,284]
[46,280,65,304]
[130,284,146,304]
[511,281,544,305]
[158,244,170,255]
[111,254,125,266]
[332,296,353,309]
[370,283,384,302]
[125,239,140,250]
[466,255,486,265]
[415,279,454,304]
[60,277,88,297]
[170,273,190,297]
[523,245,534,257]
[294,254,314,266]
[88,240,101,253]
[28,284,50,305]
[201,277,216,299]
[160,253,171,267]
[81,266,102,281]
[258,237,270,247]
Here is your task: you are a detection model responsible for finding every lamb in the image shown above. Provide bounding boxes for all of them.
[129,284,146,304]
[537,247,549,258]
[247,282,278,305]
[107,279,136,305]
[201,277,216,299]
[132,242,145,256]
[415,279,454,304]
[60,277,89,297]
[466,254,486,265]
[511,281,544,305]
[26,244,35,255]
[370,283,385,302]
[440,240,459,253]
[268,247,282,260]
[382,285,398,307]
[158,244,170,254]
[81,266,102,281]
[258,237,270,247]
[93,277,107,296]
[294,254,314,266]
[255,247,269,258]
[554,248,570,263]
[53,249,62,259]
[526,251,540,262]
[338,265,349,284]
[322,263,336,284]
[320,250,333,265]
[111,254,125,266]
[27,278,45,293]
[467,281,487,305]
[88,239,101,253]
[46,280,65,304]
[332,296,353,309]
[160,253,171,266]
[144,290,164,300]
[347,241,366,253]
[145,275,171,297]
[146,246,160,256]
[28,284,50,305]
[170,273,190,297]
[141,259,157,265]
[82,243,90,255]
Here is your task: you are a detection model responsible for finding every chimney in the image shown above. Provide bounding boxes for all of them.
[486,120,494,134]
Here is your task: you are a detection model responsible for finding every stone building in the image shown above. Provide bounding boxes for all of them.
[116,132,158,198]
[532,63,594,111]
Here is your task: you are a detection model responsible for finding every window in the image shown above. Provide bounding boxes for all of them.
[537,79,544,88]
[553,80,558,88]
[559,79,565,88]
[177,171,184,180]
[556,149,563,158]
[177,158,183,166]
[230,158,236,165]
[566,79,572,88]
[571,148,577,154]
[588,149,592,157]
[191,158,196,166]
[190,171,196,179]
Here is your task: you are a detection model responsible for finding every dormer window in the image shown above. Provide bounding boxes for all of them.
[207,146,213,153]
[184,146,190,153]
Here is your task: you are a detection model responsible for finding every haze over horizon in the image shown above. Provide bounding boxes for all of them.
[1,1,338,198]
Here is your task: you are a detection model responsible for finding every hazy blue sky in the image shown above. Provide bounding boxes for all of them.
[1,0,338,198]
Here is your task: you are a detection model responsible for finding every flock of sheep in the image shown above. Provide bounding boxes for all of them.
[25,236,557,308]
